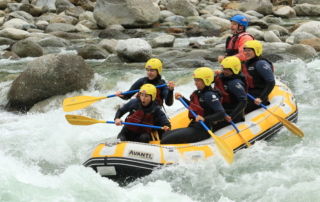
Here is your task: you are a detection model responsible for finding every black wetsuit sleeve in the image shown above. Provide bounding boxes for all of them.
[164,88,174,106]
[120,78,144,100]
[114,99,136,120]
[154,108,171,128]
[228,79,248,118]
[259,80,275,101]
[181,96,190,106]
[203,92,226,122]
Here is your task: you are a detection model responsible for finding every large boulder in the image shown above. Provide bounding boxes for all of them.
[285,44,317,59]
[5,54,94,111]
[115,38,152,62]
[93,0,160,28]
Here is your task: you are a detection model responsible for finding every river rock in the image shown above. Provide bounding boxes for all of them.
[285,44,318,59]
[99,39,118,54]
[300,38,320,52]
[164,0,199,17]
[3,18,29,30]
[150,34,175,48]
[65,6,84,19]
[0,28,30,40]
[19,4,42,17]
[5,54,94,111]
[94,0,160,28]
[0,0,11,10]
[268,24,289,36]
[293,32,317,44]
[0,37,16,45]
[77,44,109,59]
[293,3,320,16]
[291,21,320,38]
[45,23,78,33]
[239,1,273,15]
[273,5,296,18]
[50,15,79,25]
[11,39,44,57]
[4,11,34,24]
[115,38,152,62]
[36,0,56,9]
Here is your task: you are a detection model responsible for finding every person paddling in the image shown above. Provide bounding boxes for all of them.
[115,84,171,143]
[242,40,275,114]
[115,58,175,107]
[160,67,226,144]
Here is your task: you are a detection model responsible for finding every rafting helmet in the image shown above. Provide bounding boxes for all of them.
[192,67,214,86]
[230,14,249,30]
[244,40,263,56]
[145,58,162,74]
[220,56,241,75]
[140,84,157,101]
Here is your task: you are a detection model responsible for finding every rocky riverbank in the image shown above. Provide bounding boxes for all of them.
[1,0,320,111]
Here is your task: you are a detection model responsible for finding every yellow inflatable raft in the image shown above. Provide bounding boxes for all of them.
[82,80,299,181]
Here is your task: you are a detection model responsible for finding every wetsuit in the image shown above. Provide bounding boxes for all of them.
[243,56,275,114]
[225,32,254,62]
[115,99,170,143]
[120,75,174,107]
[213,73,248,131]
[160,86,225,144]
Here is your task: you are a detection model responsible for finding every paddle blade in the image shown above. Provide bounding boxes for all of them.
[208,130,234,164]
[65,114,105,126]
[267,109,304,137]
[63,96,107,112]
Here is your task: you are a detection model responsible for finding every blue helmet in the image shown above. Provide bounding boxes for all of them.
[230,15,249,29]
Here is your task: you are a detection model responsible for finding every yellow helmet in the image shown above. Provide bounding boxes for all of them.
[145,58,162,74]
[220,56,241,74]
[244,40,263,56]
[140,84,157,101]
[192,67,214,86]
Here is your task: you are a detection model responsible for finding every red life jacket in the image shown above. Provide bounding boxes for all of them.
[126,109,154,134]
[188,92,204,118]
[242,58,274,88]
[214,74,249,104]
[188,88,222,119]
[225,32,254,56]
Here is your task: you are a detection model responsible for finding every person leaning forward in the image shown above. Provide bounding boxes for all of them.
[115,58,175,107]
[115,84,171,143]
[218,15,254,63]
[160,67,226,144]
[213,56,248,132]
[242,40,275,114]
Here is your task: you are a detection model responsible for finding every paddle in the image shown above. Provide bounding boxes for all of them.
[178,97,234,164]
[247,94,304,137]
[65,114,166,129]
[226,113,252,147]
[63,84,168,112]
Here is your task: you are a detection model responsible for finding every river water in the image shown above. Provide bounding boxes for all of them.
[1,44,320,201]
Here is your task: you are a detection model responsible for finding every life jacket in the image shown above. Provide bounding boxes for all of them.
[125,102,156,134]
[242,58,274,89]
[225,32,254,56]
[214,73,248,104]
[136,77,165,106]
[188,87,222,119]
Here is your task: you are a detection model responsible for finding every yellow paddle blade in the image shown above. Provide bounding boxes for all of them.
[238,132,252,147]
[65,114,105,126]
[63,95,107,112]
[208,130,234,164]
[267,109,304,138]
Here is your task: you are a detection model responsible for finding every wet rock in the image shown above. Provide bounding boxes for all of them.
[5,54,94,112]
[292,32,316,44]
[292,21,320,38]
[65,6,84,19]
[149,35,175,48]
[0,28,30,40]
[0,51,20,60]
[45,23,78,33]
[285,44,317,59]
[99,39,118,54]
[48,31,88,39]
[77,44,109,59]
[19,4,42,17]
[0,37,16,45]
[11,39,44,57]
[115,38,152,62]
[98,29,130,39]
[300,38,320,52]
[93,0,160,28]
[4,11,34,24]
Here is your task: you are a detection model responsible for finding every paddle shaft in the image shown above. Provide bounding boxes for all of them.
[109,84,167,98]
[247,94,268,110]
[107,121,163,130]
[226,113,252,147]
